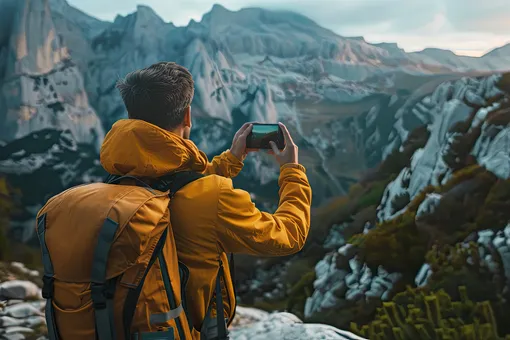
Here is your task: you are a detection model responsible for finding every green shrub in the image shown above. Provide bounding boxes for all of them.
[438,164,485,193]
[476,179,510,230]
[496,72,510,94]
[351,211,428,274]
[407,185,438,213]
[284,249,323,287]
[486,107,510,126]
[443,125,482,172]
[286,270,316,317]
[356,179,390,210]
[417,167,498,245]
[424,244,504,304]
[351,286,510,340]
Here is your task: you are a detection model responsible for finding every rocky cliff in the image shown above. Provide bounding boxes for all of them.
[0,0,104,148]
[237,73,510,339]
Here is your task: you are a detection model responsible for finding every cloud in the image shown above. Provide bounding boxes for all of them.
[239,0,443,34]
[444,0,510,33]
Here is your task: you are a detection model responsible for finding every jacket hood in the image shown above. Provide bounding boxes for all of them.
[100,119,208,177]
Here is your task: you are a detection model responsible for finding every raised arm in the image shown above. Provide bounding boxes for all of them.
[203,123,254,178]
[214,122,312,256]
[215,164,312,256]
[204,150,244,178]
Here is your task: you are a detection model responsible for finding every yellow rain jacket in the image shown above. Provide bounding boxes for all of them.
[100,119,312,339]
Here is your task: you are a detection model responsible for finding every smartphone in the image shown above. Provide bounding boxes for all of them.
[246,123,285,150]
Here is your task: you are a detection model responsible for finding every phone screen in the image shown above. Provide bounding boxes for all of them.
[246,124,285,149]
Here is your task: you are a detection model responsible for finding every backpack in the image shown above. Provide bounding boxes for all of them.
[35,171,230,340]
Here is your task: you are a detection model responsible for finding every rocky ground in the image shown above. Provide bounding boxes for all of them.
[0,262,366,340]
[0,263,46,340]
[230,307,367,340]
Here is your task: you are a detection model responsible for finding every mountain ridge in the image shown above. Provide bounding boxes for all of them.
[60,1,510,64]
[0,0,509,240]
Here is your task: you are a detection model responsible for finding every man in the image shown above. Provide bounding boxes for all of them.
[100,61,312,339]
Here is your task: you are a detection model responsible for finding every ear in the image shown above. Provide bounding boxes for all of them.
[183,106,191,128]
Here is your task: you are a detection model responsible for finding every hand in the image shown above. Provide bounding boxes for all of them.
[230,122,254,161]
[269,122,298,166]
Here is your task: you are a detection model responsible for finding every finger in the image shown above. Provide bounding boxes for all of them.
[239,122,252,133]
[269,141,280,155]
[278,122,294,145]
[240,123,253,138]
[233,122,250,140]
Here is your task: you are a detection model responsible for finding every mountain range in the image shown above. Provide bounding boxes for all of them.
[2,0,510,339]
[1,0,510,240]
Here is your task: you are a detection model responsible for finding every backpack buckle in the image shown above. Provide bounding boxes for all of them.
[155,179,171,192]
[104,279,116,299]
[41,275,54,299]
[91,283,107,309]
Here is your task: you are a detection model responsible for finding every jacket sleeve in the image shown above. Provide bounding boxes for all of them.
[215,163,312,256]
[203,150,244,178]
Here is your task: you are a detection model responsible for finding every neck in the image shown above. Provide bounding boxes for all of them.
[169,127,184,138]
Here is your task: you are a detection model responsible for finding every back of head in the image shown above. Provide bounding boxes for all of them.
[116,62,194,130]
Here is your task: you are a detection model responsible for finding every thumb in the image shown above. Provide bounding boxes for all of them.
[269,141,280,155]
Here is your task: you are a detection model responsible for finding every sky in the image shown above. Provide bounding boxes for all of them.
[67,0,510,57]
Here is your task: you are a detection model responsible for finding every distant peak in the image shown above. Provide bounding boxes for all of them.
[419,47,456,57]
[136,4,154,12]
[202,3,231,20]
[375,42,399,47]
[135,4,164,22]
[200,4,325,34]
[422,47,453,52]
[348,36,366,42]
[483,42,510,57]
[210,3,229,13]
[373,42,402,50]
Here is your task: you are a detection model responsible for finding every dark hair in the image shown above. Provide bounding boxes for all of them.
[116,62,194,129]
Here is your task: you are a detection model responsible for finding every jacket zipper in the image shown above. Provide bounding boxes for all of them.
[158,253,186,339]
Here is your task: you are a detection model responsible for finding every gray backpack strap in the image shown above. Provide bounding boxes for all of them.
[215,260,228,340]
[155,171,205,197]
[201,260,229,340]
[91,217,120,340]
[37,213,60,340]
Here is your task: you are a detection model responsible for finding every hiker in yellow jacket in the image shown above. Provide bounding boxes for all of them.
[101,61,312,339]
